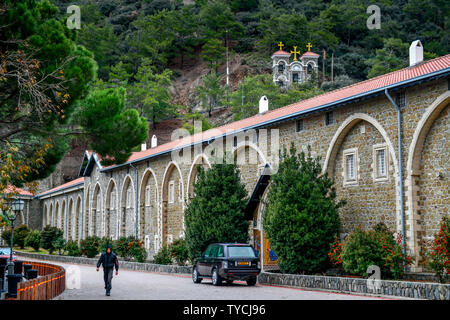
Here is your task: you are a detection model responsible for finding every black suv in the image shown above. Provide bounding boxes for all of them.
[192,243,261,286]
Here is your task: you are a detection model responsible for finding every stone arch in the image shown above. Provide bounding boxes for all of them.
[91,183,103,237]
[323,113,400,234]
[139,168,159,256]
[105,178,118,239]
[120,175,135,238]
[186,154,211,199]
[43,204,48,228]
[84,185,90,239]
[161,161,185,246]
[55,201,60,229]
[405,92,450,267]
[75,196,82,241]
[233,142,269,195]
[49,202,53,227]
[68,197,73,240]
[61,199,66,235]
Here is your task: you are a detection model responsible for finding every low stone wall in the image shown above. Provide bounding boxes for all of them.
[16,251,192,275]
[258,271,450,300]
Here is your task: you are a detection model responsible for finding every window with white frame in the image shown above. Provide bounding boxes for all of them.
[168,181,175,203]
[373,144,389,181]
[343,148,358,185]
[145,185,151,206]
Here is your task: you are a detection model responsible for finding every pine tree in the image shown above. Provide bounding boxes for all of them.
[185,161,249,261]
[264,144,344,274]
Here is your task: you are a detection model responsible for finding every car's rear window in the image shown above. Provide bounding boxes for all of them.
[227,246,255,258]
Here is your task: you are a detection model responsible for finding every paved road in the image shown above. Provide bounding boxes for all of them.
[21,257,389,300]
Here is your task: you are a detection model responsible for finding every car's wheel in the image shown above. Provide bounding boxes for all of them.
[192,266,202,284]
[226,280,233,285]
[246,277,257,286]
[212,268,222,286]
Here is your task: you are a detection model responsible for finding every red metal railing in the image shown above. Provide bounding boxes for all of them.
[15,261,65,300]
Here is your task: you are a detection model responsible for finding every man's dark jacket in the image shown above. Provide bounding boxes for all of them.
[97,247,119,271]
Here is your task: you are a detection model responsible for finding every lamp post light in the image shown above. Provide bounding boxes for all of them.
[7,199,24,275]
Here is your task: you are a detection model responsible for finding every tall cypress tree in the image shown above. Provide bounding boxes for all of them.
[185,161,249,261]
[264,144,344,274]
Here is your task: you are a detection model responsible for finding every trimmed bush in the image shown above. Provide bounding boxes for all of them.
[14,224,31,249]
[24,230,41,252]
[264,145,343,274]
[424,216,450,283]
[80,236,101,258]
[53,236,66,255]
[40,226,63,254]
[341,223,412,279]
[169,239,189,266]
[128,239,147,263]
[153,245,172,265]
[65,240,81,257]
[115,236,136,260]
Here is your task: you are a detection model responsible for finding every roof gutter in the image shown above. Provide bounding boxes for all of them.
[384,88,406,256]
[100,68,450,172]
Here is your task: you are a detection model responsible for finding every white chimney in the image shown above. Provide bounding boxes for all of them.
[151,135,157,148]
[259,96,268,114]
[141,143,147,151]
[409,40,423,67]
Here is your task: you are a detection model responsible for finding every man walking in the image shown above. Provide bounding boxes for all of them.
[96,244,119,296]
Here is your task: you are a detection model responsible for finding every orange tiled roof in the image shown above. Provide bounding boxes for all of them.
[301,51,320,58]
[99,54,449,171]
[37,177,84,198]
[2,185,33,196]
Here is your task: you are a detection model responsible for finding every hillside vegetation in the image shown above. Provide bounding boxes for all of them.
[51,0,449,127]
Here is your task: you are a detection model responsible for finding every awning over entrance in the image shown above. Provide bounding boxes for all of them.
[244,163,272,220]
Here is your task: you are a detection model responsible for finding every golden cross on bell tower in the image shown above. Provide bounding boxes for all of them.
[290,46,300,61]
[277,41,284,51]
[306,42,312,51]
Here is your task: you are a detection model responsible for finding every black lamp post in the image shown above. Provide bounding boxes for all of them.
[7,199,24,274]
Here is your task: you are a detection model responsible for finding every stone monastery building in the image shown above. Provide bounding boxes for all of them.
[30,42,449,271]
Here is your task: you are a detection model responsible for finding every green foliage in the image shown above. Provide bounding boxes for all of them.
[1,228,11,245]
[114,236,146,262]
[80,236,101,258]
[14,224,31,249]
[40,226,63,254]
[229,75,323,120]
[341,223,413,279]
[264,144,343,274]
[52,236,66,255]
[77,87,148,165]
[196,71,226,116]
[366,38,409,78]
[424,216,450,283]
[65,240,81,257]
[169,239,189,266]
[25,230,41,252]
[182,112,214,135]
[185,160,249,262]
[201,39,226,72]
[99,237,115,253]
[153,245,173,265]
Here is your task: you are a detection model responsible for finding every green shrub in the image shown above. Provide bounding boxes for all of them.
[128,239,147,263]
[115,236,136,260]
[14,224,31,249]
[153,245,172,265]
[185,160,249,262]
[341,223,413,279]
[425,216,450,283]
[264,145,343,274]
[65,240,81,256]
[1,228,12,245]
[24,230,41,252]
[169,239,189,266]
[40,226,63,254]
[53,236,66,255]
[80,236,101,258]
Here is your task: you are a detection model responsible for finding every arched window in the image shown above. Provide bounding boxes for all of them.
[307,63,313,74]
[278,62,285,72]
